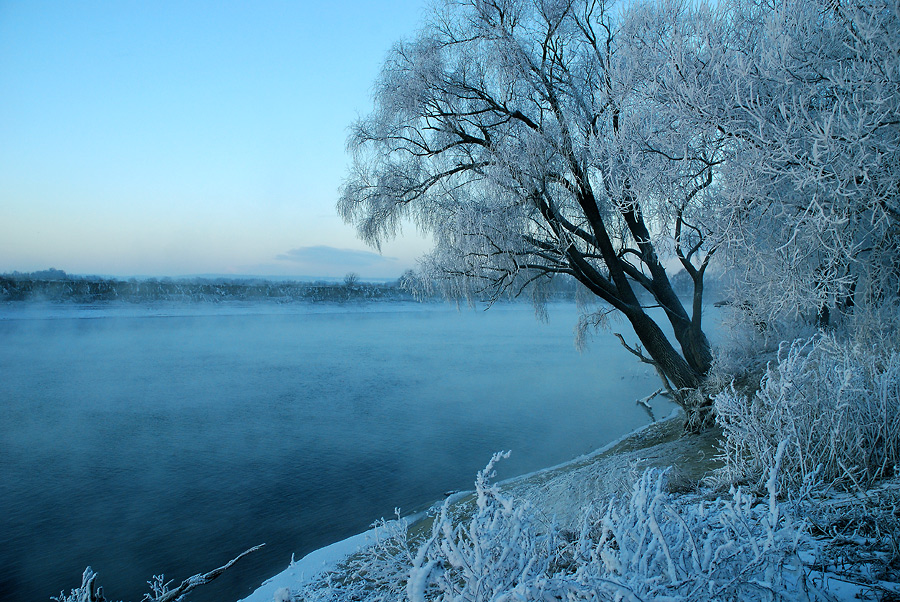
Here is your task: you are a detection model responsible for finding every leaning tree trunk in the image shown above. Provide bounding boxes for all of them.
[624,308,703,391]
[621,307,714,432]
[576,188,714,427]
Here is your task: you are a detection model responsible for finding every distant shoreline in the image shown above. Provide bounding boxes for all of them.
[0,273,419,305]
[0,271,585,307]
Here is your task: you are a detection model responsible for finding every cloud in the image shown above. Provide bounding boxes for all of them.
[275,245,402,278]
[277,246,395,266]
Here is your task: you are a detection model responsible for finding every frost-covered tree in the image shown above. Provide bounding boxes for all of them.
[343,272,360,288]
[339,0,722,405]
[652,0,900,328]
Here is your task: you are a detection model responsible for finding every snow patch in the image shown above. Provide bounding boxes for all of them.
[237,528,383,602]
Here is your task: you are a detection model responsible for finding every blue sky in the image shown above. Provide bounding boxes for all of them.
[0,0,431,279]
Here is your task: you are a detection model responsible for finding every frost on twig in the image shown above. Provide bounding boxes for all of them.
[52,567,106,602]
[52,544,264,602]
[144,544,264,602]
[407,451,557,602]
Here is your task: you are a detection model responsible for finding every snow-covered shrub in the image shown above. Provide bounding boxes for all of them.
[410,456,813,601]
[570,456,810,601]
[714,334,900,491]
[293,452,553,602]
[406,451,557,601]
[301,452,823,601]
[713,303,818,386]
[847,300,900,359]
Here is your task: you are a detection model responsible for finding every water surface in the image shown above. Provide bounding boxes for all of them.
[0,302,672,602]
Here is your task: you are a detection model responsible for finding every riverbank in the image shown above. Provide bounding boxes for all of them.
[240,407,900,602]
[239,410,722,601]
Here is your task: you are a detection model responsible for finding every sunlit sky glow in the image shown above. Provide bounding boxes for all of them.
[0,0,431,279]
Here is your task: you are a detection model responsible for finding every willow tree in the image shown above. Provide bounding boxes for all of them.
[339,0,723,417]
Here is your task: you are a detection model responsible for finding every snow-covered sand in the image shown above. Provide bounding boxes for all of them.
[238,528,384,602]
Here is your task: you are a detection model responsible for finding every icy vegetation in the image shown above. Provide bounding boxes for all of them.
[715,335,900,491]
[282,449,810,601]
[52,546,264,602]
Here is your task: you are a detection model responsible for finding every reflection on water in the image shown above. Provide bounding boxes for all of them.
[0,303,672,602]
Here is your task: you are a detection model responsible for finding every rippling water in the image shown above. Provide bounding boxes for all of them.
[0,302,674,602]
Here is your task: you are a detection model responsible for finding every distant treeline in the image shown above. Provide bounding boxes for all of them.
[0,270,419,304]
[1,268,726,306]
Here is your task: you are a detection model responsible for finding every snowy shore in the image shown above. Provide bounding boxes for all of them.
[238,410,714,602]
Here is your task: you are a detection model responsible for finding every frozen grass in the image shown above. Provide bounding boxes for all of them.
[51,545,264,602]
[289,446,829,602]
[796,478,900,598]
[713,334,900,492]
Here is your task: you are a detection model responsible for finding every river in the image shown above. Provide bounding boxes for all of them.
[0,301,674,602]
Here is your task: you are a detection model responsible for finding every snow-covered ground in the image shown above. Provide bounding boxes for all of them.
[238,529,386,602]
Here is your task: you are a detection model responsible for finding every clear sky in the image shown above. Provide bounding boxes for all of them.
[0,0,432,280]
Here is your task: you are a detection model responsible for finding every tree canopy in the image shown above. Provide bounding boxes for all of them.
[339,0,899,419]
[654,0,899,327]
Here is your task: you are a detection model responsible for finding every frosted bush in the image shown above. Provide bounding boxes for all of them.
[847,301,900,356]
[299,452,823,601]
[570,457,812,601]
[714,334,900,491]
[713,304,817,384]
[407,451,557,601]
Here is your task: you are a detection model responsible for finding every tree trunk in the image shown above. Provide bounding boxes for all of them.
[621,307,714,431]
[671,316,713,377]
[624,308,703,391]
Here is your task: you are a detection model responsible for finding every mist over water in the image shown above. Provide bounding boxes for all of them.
[0,302,674,602]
